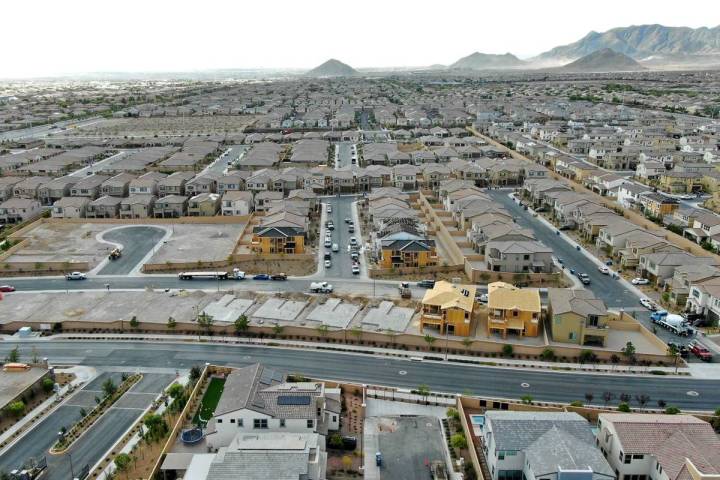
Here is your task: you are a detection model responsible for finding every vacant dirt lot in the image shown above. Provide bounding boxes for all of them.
[70,116,255,137]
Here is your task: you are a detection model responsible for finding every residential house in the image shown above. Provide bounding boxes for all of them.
[254,190,283,213]
[86,195,123,219]
[638,252,715,285]
[37,176,77,205]
[487,282,541,338]
[639,193,679,218]
[221,191,253,216]
[157,171,194,196]
[51,196,90,219]
[485,240,554,273]
[596,414,720,480]
[480,411,614,480]
[153,195,188,218]
[13,176,51,199]
[547,288,609,347]
[70,174,109,199]
[0,177,22,202]
[379,237,437,269]
[188,192,220,216]
[101,173,135,197]
[0,198,42,224]
[419,281,476,337]
[119,194,156,218]
[686,276,720,325]
[129,172,166,195]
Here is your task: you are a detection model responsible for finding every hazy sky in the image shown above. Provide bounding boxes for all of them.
[2,0,719,78]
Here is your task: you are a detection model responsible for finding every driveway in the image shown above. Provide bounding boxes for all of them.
[97,226,167,275]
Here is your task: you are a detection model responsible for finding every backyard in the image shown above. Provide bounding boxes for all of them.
[193,377,225,425]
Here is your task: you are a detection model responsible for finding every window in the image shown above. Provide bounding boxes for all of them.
[624,454,632,464]
[280,419,286,428]
[238,419,243,427]
[633,454,644,460]
[217,419,223,424]
[332,415,337,422]
[230,419,235,424]
[619,451,624,462]
[253,419,268,429]
[569,332,576,340]
[307,419,314,428]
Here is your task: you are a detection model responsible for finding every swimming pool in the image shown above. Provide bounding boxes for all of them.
[470,415,485,426]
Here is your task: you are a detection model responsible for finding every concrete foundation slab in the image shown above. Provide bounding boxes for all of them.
[252,298,308,323]
[362,301,414,332]
[305,299,359,329]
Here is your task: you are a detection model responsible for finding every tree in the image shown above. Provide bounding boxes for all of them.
[5,346,20,363]
[423,334,437,349]
[189,365,202,382]
[446,407,460,421]
[579,350,596,364]
[144,413,169,441]
[621,342,636,364]
[42,377,55,394]
[234,314,249,334]
[129,316,139,329]
[610,354,621,370]
[634,394,650,408]
[450,433,468,450]
[167,383,185,400]
[462,337,474,350]
[167,316,177,330]
[317,325,330,338]
[5,401,25,417]
[102,378,117,398]
[602,391,615,406]
[667,344,680,373]
[197,312,214,335]
[657,399,667,409]
[501,344,514,357]
[540,348,556,361]
[665,406,681,415]
[618,402,631,412]
[619,393,631,404]
[521,394,533,405]
[328,433,344,449]
[570,400,584,407]
[417,384,430,404]
[584,392,594,405]
[114,453,132,473]
[715,407,720,417]
[272,324,285,336]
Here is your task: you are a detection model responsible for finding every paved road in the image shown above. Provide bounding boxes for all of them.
[0,341,717,410]
[97,226,166,275]
[0,371,173,478]
[0,117,103,142]
[336,142,355,169]
[321,196,362,279]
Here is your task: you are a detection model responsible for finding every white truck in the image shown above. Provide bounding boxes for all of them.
[652,310,694,336]
[309,281,334,293]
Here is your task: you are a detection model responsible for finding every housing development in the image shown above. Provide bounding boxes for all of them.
[2,17,720,480]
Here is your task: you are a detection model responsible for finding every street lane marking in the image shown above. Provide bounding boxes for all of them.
[521,383,530,388]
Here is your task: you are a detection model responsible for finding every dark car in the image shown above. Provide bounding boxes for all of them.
[417,279,435,288]
[253,274,270,280]
[667,342,689,358]
[577,272,591,285]
[270,273,288,281]
[0,285,16,292]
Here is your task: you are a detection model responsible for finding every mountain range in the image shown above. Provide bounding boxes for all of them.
[557,48,646,72]
[305,59,358,77]
[449,52,526,70]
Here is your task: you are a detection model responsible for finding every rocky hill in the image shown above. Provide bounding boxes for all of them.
[306,59,358,77]
[559,48,645,72]
[449,52,526,70]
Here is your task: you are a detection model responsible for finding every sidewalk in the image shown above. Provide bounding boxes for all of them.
[27,332,691,377]
[0,365,96,454]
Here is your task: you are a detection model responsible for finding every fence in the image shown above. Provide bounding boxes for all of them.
[141,253,315,273]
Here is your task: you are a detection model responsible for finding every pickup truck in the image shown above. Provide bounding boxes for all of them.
[66,272,87,280]
[310,281,334,293]
[270,273,287,281]
[688,340,713,362]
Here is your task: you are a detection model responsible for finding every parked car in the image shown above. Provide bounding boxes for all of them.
[253,274,270,280]
[350,251,359,261]
[327,204,332,213]
[667,342,690,358]
[348,225,355,233]
[0,285,16,292]
[310,281,333,293]
[351,264,360,275]
[349,237,357,246]
[598,266,610,274]
[577,272,591,285]
[344,217,352,223]
[688,340,713,362]
[632,277,650,285]
[324,259,332,268]
[65,272,87,280]
[476,293,489,303]
[639,297,656,310]
[332,243,339,252]
[270,273,288,281]
[327,221,334,231]
[417,279,435,288]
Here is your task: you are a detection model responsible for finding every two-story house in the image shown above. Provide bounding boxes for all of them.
[547,288,609,347]
[419,281,476,337]
[487,282,541,338]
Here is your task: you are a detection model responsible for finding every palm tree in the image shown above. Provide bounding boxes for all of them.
[602,391,615,406]
[423,334,437,350]
[386,329,397,347]
[635,394,650,409]
[167,316,177,331]
[272,324,285,337]
[417,384,430,404]
[667,344,680,373]
[584,392,594,405]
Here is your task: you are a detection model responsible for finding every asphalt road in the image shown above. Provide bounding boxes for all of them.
[0,341,717,410]
[0,371,173,477]
[322,196,362,279]
[98,226,166,275]
[336,142,355,169]
[0,117,103,142]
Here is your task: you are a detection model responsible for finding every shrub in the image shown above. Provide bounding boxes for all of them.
[450,433,467,450]
[665,406,681,415]
[617,402,631,412]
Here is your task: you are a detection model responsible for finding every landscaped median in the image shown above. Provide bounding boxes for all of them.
[50,373,142,455]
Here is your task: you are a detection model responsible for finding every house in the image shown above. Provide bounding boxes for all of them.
[639,193,679,218]
[86,195,123,219]
[153,195,188,218]
[221,191,253,216]
[254,190,284,213]
[659,171,702,194]
[158,171,194,196]
[480,411,614,480]
[419,281,476,337]
[188,192,220,216]
[617,183,651,209]
[101,173,135,197]
[129,172,166,195]
[0,177,22,202]
[13,176,51,199]
[684,212,720,245]
[379,238,437,269]
[186,172,220,196]
[51,196,90,219]
[547,288,609,347]
[37,176,77,206]
[596,414,720,480]
[485,240,554,273]
[487,282,541,338]
[119,195,156,219]
[638,252,715,285]
[70,174,109,199]
[0,198,42,224]
[686,276,720,325]
[205,363,340,450]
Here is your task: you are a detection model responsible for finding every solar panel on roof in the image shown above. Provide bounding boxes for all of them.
[277,395,311,406]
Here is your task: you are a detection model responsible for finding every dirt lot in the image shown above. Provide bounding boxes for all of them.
[69,115,255,137]
[6,222,115,268]
[147,223,246,264]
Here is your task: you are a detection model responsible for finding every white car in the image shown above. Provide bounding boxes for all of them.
[639,298,655,310]
[327,205,332,213]
[632,277,650,285]
[598,266,610,274]
[65,271,87,280]
[324,238,332,248]
[332,243,339,252]
[351,264,360,275]
[476,293,488,303]
[324,259,332,268]
[349,237,357,246]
